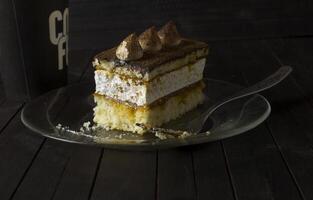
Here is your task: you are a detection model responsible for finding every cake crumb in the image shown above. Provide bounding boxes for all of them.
[155,132,168,140]
[83,121,91,128]
[178,131,192,139]
[56,123,62,129]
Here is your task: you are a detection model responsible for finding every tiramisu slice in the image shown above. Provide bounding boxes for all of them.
[93,21,209,134]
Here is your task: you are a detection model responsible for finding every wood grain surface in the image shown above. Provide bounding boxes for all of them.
[1,37,313,200]
[1,1,313,199]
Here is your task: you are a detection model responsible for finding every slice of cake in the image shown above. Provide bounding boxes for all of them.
[93,21,209,134]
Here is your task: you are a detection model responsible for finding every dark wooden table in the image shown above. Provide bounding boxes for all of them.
[1,37,313,200]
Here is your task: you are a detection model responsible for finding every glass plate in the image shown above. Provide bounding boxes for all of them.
[21,79,271,150]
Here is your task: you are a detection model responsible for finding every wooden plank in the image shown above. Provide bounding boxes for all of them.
[156,40,257,200]
[223,125,303,200]
[0,96,72,200]
[265,38,313,107]
[51,146,101,200]
[90,150,156,200]
[9,45,155,200]
[265,102,313,200]
[10,89,101,200]
[11,140,75,200]
[246,38,313,200]
[162,41,249,200]
[214,40,303,200]
[48,50,102,200]
[193,143,235,200]
[157,149,196,200]
[9,47,105,200]
[231,39,313,199]
[192,41,244,200]
[9,131,101,200]
[0,101,22,130]
[156,42,244,200]
[0,26,96,200]
[70,48,157,200]
[9,136,101,200]
[0,110,44,200]
[0,81,5,103]
[0,72,73,200]
[78,47,156,197]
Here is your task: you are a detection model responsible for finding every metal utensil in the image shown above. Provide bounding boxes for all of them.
[150,66,292,137]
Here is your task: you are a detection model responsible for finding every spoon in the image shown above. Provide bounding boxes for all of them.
[149,66,293,137]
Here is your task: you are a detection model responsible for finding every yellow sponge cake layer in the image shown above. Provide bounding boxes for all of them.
[93,82,205,134]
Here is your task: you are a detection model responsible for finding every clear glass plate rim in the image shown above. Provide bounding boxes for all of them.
[21,78,271,149]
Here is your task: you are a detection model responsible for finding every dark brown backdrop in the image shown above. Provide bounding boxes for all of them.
[69,0,313,50]
[1,0,313,100]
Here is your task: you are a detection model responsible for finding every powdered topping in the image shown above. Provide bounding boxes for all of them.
[139,26,162,52]
[116,33,143,61]
[158,21,182,47]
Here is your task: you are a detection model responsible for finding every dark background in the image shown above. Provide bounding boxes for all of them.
[1,1,313,199]
[69,0,313,50]
[66,0,313,85]
[1,0,313,99]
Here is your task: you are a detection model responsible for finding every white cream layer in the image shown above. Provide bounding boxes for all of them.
[95,58,205,106]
